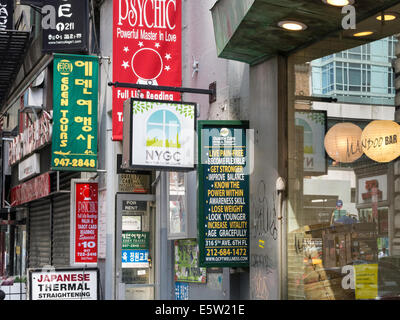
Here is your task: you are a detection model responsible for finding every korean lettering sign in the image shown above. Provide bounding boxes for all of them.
[112,0,182,141]
[41,0,89,53]
[52,54,98,171]
[198,121,250,267]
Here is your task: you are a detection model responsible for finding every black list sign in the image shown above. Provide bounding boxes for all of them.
[198,121,250,267]
[41,0,89,53]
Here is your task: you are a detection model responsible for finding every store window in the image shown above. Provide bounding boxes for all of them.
[288,36,400,300]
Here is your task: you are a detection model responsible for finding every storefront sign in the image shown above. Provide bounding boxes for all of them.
[10,172,51,207]
[112,0,182,141]
[125,99,195,170]
[122,249,149,268]
[28,268,99,300]
[198,121,250,267]
[18,153,40,181]
[52,54,98,172]
[295,110,327,175]
[122,231,149,250]
[70,181,98,266]
[174,239,206,283]
[8,111,52,166]
[118,174,151,193]
[0,0,13,30]
[41,0,89,53]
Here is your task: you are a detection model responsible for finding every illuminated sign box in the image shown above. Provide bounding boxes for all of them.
[122,98,196,171]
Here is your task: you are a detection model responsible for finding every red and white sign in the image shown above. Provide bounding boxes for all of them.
[71,181,98,265]
[10,172,51,206]
[112,0,182,140]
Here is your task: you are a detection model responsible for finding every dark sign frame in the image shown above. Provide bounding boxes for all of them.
[197,120,250,268]
[41,0,89,53]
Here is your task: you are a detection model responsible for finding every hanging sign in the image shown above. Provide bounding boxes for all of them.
[112,0,182,141]
[198,121,250,267]
[28,268,99,300]
[0,0,14,30]
[123,98,195,170]
[51,54,98,172]
[41,0,89,53]
[70,180,98,266]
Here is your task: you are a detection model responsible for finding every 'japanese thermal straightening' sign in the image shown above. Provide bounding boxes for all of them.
[198,121,250,267]
[52,54,98,171]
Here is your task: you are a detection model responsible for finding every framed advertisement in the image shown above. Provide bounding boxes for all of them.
[174,239,206,283]
[70,179,98,266]
[122,98,196,171]
[197,121,250,268]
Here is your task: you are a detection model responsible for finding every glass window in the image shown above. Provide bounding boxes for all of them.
[289,36,399,301]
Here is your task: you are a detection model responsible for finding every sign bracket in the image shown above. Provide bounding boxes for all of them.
[108,81,217,103]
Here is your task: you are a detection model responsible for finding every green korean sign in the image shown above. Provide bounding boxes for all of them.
[51,54,99,171]
[122,231,149,250]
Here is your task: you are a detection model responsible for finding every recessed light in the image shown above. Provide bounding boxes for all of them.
[322,0,355,6]
[376,13,397,21]
[278,21,308,31]
[353,31,374,37]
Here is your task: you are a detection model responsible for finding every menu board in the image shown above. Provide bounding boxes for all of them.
[198,121,250,267]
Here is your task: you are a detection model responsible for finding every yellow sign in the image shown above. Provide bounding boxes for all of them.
[354,263,378,300]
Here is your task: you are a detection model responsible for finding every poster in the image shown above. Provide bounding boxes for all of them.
[28,268,99,300]
[52,54,98,171]
[128,99,195,170]
[198,121,250,267]
[358,174,387,204]
[71,182,98,265]
[174,239,206,283]
[295,110,327,175]
[354,263,378,300]
[112,0,182,141]
[41,0,89,53]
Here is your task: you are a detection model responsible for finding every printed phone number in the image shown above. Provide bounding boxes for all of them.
[206,248,247,257]
[53,158,96,168]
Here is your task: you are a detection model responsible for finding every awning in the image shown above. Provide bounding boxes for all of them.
[0,30,31,108]
[211,0,400,65]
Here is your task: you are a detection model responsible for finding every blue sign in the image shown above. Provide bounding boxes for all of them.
[175,282,189,300]
[121,249,149,268]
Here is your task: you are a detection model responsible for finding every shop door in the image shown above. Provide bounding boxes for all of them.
[115,193,156,300]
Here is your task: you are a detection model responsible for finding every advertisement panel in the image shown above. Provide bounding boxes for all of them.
[198,121,250,267]
[70,180,98,266]
[112,0,182,141]
[41,0,89,53]
[52,54,98,171]
[127,99,195,170]
[28,268,99,300]
[174,239,206,283]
